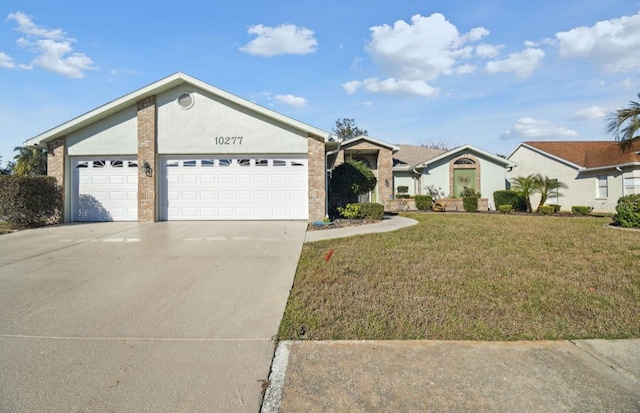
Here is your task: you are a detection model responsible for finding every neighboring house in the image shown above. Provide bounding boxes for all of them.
[392,144,513,208]
[507,141,640,212]
[25,72,339,223]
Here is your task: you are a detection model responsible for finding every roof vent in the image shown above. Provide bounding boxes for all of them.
[177,93,194,109]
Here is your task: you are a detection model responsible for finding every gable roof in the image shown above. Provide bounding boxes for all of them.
[25,72,332,146]
[341,135,399,152]
[416,144,512,168]
[392,145,446,169]
[514,141,640,170]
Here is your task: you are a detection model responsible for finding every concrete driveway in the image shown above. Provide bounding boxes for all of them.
[0,221,307,412]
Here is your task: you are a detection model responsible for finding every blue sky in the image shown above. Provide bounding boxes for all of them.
[2,0,640,167]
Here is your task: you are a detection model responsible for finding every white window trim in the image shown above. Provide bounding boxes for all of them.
[596,175,608,199]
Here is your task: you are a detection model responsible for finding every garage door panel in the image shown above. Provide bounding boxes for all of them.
[73,158,138,222]
[162,156,308,220]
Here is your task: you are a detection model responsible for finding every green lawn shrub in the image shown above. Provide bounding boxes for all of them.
[548,204,561,213]
[0,176,62,228]
[571,206,593,216]
[498,204,512,213]
[358,202,385,220]
[538,205,555,215]
[414,195,433,210]
[337,203,361,219]
[613,194,640,228]
[463,197,478,212]
[493,190,527,212]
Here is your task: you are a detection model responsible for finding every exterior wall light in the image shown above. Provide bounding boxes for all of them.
[141,161,153,177]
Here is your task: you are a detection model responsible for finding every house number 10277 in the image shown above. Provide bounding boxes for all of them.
[215,136,243,145]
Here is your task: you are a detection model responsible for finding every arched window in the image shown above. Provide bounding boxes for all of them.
[454,157,475,165]
[353,157,371,168]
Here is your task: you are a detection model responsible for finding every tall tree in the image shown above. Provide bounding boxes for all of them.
[510,174,538,213]
[13,146,47,176]
[533,174,567,212]
[606,93,640,145]
[332,118,368,141]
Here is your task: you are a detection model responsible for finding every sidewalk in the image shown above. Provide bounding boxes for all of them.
[263,339,640,412]
[263,215,640,412]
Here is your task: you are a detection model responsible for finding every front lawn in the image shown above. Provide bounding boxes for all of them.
[279,213,640,341]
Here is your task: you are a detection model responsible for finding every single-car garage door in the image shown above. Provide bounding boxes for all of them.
[72,158,138,222]
[161,156,308,220]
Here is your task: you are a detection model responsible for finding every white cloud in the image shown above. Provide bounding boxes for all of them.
[0,52,16,68]
[344,78,439,97]
[571,106,608,121]
[485,48,545,78]
[6,11,96,78]
[366,13,490,82]
[274,94,307,108]
[240,24,317,57]
[455,63,476,75]
[500,117,578,140]
[475,43,502,58]
[555,11,640,72]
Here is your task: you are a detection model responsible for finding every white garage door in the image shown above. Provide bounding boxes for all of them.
[72,158,138,222]
[161,156,308,220]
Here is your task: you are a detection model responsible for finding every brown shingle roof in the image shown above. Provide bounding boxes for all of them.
[393,145,445,168]
[524,140,640,169]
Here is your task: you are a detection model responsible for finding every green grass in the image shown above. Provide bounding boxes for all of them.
[279,213,640,341]
[0,222,14,235]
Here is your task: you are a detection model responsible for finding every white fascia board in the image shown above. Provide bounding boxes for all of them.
[25,72,332,146]
[580,162,640,173]
[509,143,583,170]
[344,135,400,152]
[417,144,512,168]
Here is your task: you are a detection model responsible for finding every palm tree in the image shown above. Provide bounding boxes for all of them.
[533,174,567,212]
[13,146,47,176]
[606,93,640,145]
[510,174,538,213]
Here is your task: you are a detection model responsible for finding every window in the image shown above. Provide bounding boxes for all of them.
[76,161,89,168]
[273,160,286,167]
[219,159,232,167]
[454,158,475,165]
[292,161,304,167]
[238,159,251,167]
[255,159,268,167]
[183,160,197,167]
[128,161,138,168]
[625,177,640,195]
[111,160,123,168]
[166,160,179,168]
[201,159,214,167]
[92,160,106,168]
[597,176,608,198]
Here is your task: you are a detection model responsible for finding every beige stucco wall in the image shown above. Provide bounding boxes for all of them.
[66,106,138,155]
[507,146,626,212]
[156,86,308,155]
[393,171,416,196]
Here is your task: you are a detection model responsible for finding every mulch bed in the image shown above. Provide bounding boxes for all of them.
[307,218,382,231]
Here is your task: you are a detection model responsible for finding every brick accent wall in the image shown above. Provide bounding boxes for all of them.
[307,135,326,222]
[47,136,66,219]
[377,147,393,203]
[137,96,157,223]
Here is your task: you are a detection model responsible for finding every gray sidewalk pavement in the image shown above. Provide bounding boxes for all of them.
[263,339,640,412]
[304,214,418,242]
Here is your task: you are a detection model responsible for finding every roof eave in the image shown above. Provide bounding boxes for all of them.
[580,162,640,173]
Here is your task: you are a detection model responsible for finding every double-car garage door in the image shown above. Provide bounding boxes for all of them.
[72,156,308,221]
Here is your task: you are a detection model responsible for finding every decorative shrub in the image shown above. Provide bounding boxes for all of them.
[337,203,361,219]
[493,190,527,212]
[462,197,478,212]
[328,159,377,218]
[547,204,561,213]
[0,176,62,228]
[498,204,512,214]
[571,206,593,216]
[613,194,640,228]
[460,187,480,198]
[538,205,555,215]
[358,202,385,220]
[414,195,433,210]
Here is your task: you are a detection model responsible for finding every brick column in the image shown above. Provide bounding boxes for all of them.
[377,148,393,204]
[307,135,326,222]
[47,136,66,220]
[137,96,157,223]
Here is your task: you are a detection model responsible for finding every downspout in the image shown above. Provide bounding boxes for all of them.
[325,140,342,218]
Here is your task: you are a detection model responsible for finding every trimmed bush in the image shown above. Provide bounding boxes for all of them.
[414,195,433,211]
[613,194,640,228]
[359,202,385,220]
[538,205,555,215]
[463,197,478,212]
[571,206,593,216]
[0,176,62,228]
[337,203,361,219]
[547,204,561,213]
[493,190,527,212]
[498,204,512,213]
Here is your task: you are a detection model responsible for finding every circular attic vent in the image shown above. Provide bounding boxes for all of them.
[177,93,194,109]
